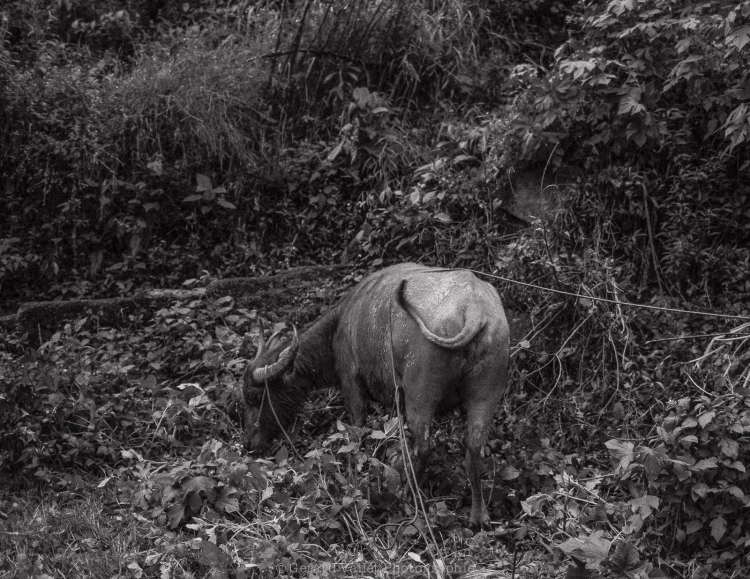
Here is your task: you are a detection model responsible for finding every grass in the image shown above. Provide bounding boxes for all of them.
[1,487,152,578]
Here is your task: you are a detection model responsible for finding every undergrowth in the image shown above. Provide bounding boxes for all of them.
[1,295,526,577]
[3,225,750,578]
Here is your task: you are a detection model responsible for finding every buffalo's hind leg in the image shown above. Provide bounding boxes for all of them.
[463,365,506,528]
[401,368,441,484]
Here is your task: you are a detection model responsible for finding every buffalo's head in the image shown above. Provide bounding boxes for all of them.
[242,322,299,451]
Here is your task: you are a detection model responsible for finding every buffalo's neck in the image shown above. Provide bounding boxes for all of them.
[289,307,340,392]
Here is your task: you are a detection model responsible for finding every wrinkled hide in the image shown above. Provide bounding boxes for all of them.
[243,263,510,527]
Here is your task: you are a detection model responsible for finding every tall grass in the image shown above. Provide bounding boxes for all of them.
[3,0,499,181]
[112,38,272,172]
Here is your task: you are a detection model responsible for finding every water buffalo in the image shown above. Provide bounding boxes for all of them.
[242,263,510,527]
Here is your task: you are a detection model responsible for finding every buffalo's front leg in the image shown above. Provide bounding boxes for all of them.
[341,371,368,427]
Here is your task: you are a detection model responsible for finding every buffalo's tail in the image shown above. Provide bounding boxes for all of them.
[396,279,483,349]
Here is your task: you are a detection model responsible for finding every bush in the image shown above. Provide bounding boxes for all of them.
[513,0,750,167]
[0,296,250,478]
[0,0,526,307]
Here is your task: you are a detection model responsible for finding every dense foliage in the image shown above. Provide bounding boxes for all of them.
[2,0,750,578]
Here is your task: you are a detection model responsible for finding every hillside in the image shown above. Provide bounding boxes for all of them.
[2,1,750,578]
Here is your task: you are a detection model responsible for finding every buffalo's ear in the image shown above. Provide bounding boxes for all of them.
[254,318,268,361]
[266,323,297,353]
[266,333,283,352]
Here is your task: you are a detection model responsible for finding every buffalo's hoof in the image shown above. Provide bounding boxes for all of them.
[468,512,491,530]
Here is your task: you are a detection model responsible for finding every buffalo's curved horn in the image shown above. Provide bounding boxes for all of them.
[252,325,299,383]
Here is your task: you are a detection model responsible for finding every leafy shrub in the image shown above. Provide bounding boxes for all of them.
[514,0,750,166]
[645,390,750,562]
[0,295,254,479]
[506,222,750,578]
[521,384,750,579]
[542,163,750,303]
